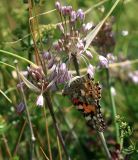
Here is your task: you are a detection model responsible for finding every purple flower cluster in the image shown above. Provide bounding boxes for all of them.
[55,2,85,21]
[27,65,48,91]
[43,51,72,85]
[54,1,93,62]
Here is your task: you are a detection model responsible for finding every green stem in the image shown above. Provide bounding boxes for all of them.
[98,132,112,160]
[43,106,53,160]
[0,49,36,66]
[72,56,80,76]
[44,92,71,160]
[13,120,27,155]
[106,69,120,143]
[16,66,35,160]
[120,130,124,151]
[54,97,87,160]
[2,134,12,159]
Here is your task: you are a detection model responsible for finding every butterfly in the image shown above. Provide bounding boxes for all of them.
[62,74,106,132]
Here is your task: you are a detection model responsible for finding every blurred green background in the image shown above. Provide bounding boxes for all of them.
[0,0,138,159]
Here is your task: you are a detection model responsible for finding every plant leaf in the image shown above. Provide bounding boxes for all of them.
[19,72,40,93]
[0,89,12,103]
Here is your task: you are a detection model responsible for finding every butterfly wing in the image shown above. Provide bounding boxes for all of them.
[63,74,106,132]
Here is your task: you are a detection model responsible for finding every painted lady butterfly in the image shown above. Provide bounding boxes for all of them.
[63,74,106,132]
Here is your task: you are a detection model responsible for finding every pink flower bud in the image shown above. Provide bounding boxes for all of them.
[43,51,51,60]
[106,53,115,64]
[70,11,76,22]
[82,22,93,32]
[87,64,95,78]
[99,55,108,68]
[55,1,61,11]
[61,6,67,15]
[85,50,93,59]
[60,63,66,72]
[66,6,72,14]
[57,24,64,33]
[36,94,44,107]
[128,71,138,84]
[76,9,85,20]
[16,102,25,114]
[77,40,84,50]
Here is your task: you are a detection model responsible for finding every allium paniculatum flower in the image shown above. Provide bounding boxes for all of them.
[36,94,44,107]
[43,51,72,85]
[21,59,71,106]
[16,102,25,114]
[98,55,109,68]
[27,65,48,91]
[54,1,93,63]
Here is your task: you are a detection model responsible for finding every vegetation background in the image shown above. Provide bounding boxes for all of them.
[0,0,138,159]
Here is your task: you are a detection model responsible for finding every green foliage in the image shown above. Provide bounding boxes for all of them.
[0,0,138,159]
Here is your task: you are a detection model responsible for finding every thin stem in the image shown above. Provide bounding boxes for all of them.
[120,130,124,151]
[54,97,87,160]
[40,147,50,160]
[43,106,53,160]
[98,132,112,160]
[0,50,36,66]
[110,86,120,143]
[44,92,71,160]
[19,81,35,142]
[28,0,41,65]
[2,134,12,159]
[57,136,62,160]
[32,0,44,51]
[13,120,27,155]
[72,55,80,76]
[106,69,120,143]
[16,66,35,160]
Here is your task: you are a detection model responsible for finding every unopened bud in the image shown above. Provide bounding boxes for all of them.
[99,55,108,68]
[36,94,44,107]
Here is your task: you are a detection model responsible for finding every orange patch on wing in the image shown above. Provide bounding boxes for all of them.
[83,104,97,113]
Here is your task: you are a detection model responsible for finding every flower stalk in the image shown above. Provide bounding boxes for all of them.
[106,69,120,143]
[98,132,112,160]
[44,92,71,160]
